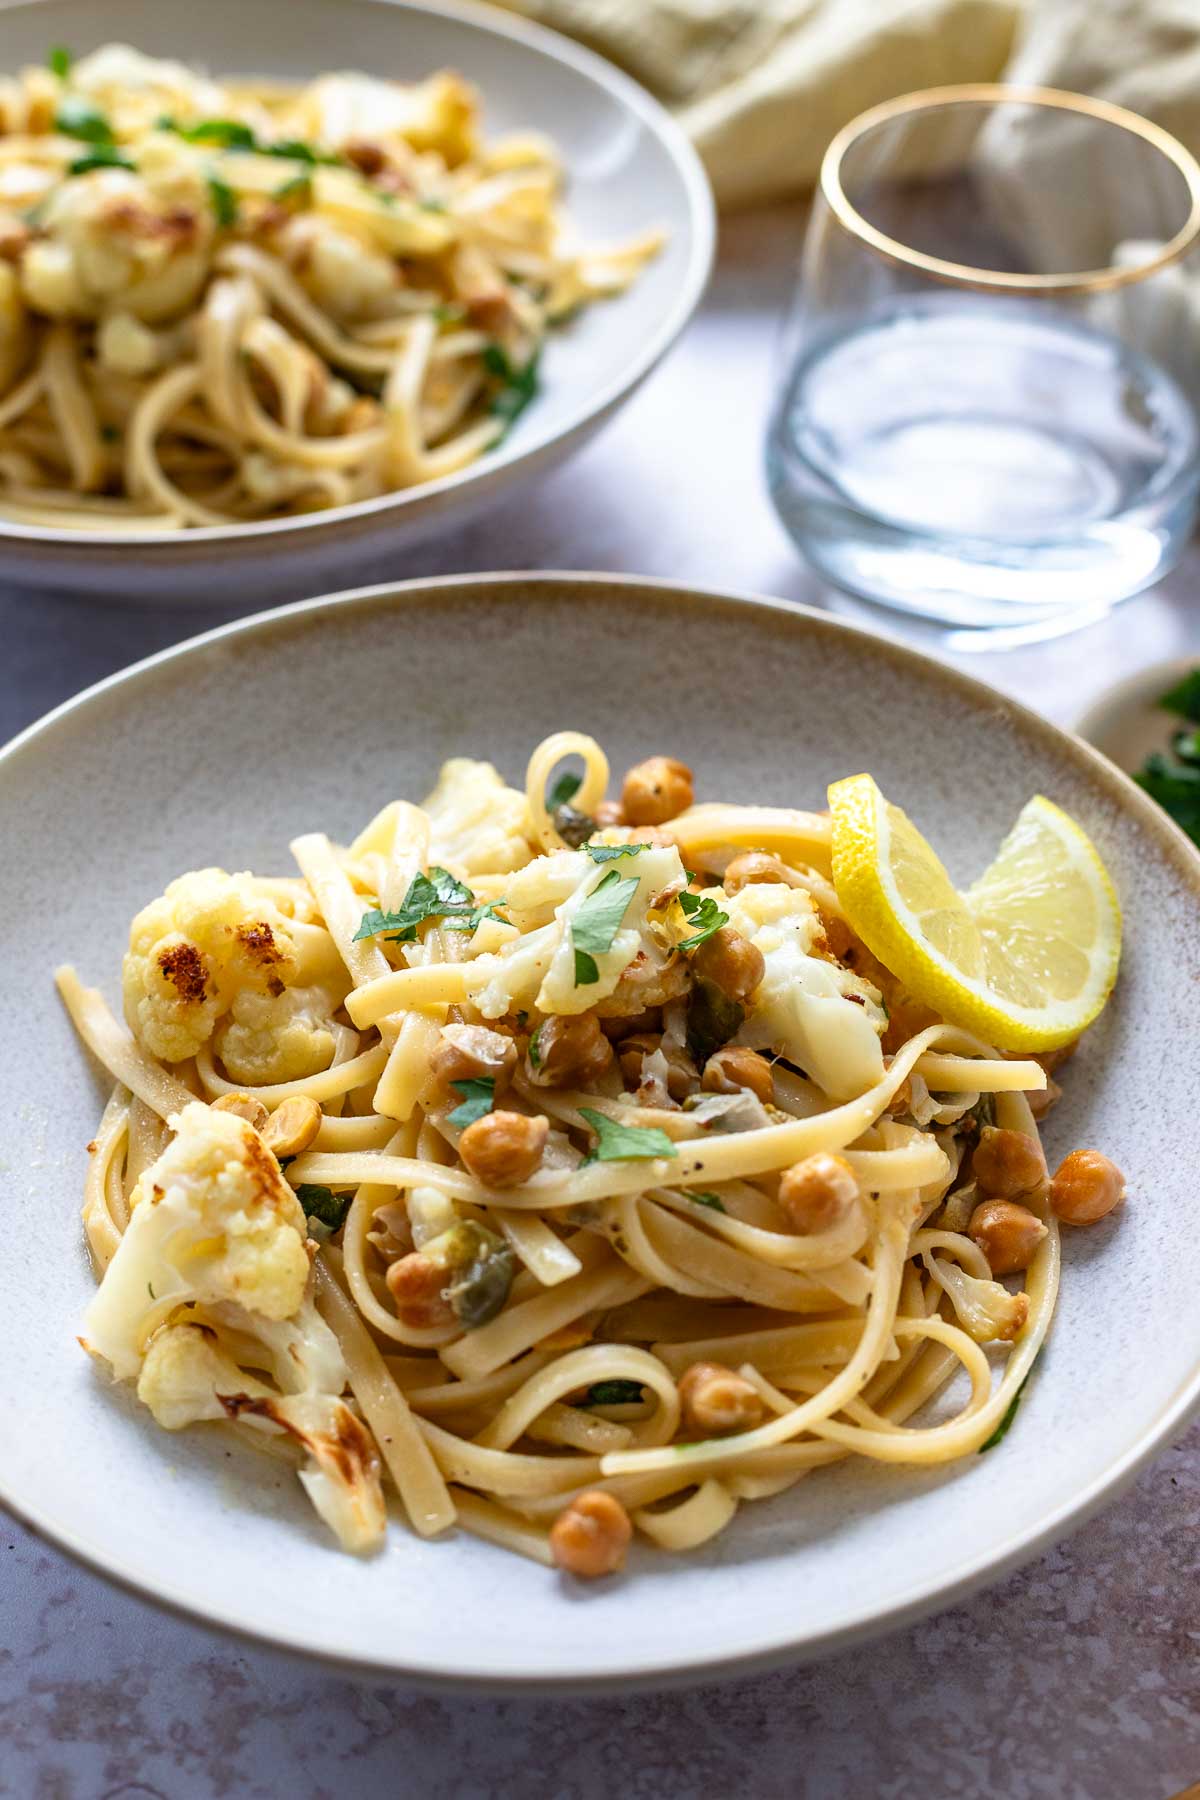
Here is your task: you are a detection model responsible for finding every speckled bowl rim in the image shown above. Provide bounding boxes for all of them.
[5,571,1200,1695]
[0,0,715,559]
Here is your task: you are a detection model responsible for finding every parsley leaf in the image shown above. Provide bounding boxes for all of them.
[167,117,257,149]
[56,97,113,142]
[69,147,135,175]
[579,1107,677,1163]
[676,889,729,953]
[353,866,481,942]
[448,1076,495,1130]
[1173,727,1200,767]
[48,46,73,79]
[547,769,582,809]
[483,342,540,439]
[585,843,646,864]
[296,1183,352,1234]
[1134,753,1200,847]
[273,171,313,205]
[688,1191,726,1212]
[267,137,341,166]
[1159,668,1200,723]
[979,1369,1033,1453]
[571,868,639,986]
[207,173,239,227]
[581,1379,645,1406]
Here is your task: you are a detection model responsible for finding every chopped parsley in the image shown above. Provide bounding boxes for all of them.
[688,1191,726,1212]
[432,301,467,326]
[483,342,540,439]
[1134,668,1200,847]
[527,1027,543,1070]
[272,171,313,205]
[296,1183,352,1234]
[1158,668,1200,722]
[585,843,646,864]
[207,173,239,228]
[447,1076,495,1130]
[579,1107,677,1163]
[418,196,448,213]
[979,1369,1032,1452]
[56,97,113,142]
[69,147,135,175]
[353,866,499,943]
[166,117,257,149]
[268,137,341,166]
[676,889,729,953]
[580,1379,645,1406]
[48,46,73,79]
[546,769,581,809]
[571,868,639,986]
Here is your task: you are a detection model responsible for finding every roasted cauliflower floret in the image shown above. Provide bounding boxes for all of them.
[68,43,229,135]
[422,757,535,878]
[725,883,886,1100]
[82,1101,310,1379]
[137,1322,386,1555]
[278,214,402,323]
[122,867,305,1064]
[20,158,212,324]
[288,70,479,165]
[928,1257,1029,1344]
[214,982,343,1086]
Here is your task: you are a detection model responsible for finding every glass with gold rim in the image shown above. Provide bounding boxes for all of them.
[766,86,1200,631]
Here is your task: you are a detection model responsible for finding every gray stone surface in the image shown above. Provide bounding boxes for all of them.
[3,207,1199,1800]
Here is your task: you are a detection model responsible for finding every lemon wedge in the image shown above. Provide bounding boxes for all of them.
[828,775,1121,1052]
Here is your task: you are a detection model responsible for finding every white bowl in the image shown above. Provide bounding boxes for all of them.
[0,0,713,603]
[5,574,1200,1691]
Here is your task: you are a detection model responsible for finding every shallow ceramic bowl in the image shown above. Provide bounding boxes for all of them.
[4,574,1200,1691]
[0,0,713,603]
[1075,655,1200,775]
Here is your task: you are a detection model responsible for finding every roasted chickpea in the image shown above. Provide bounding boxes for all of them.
[1049,1149,1125,1224]
[971,1126,1045,1199]
[778,1151,859,1234]
[429,1023,517,1101]
[702,1046,775,1105]
[691,926,765,1002]
[592,799,625,829]
[1025,1075,1062,1122]
[526,1012,614,1088]
[458,1110,548,1188]
[968,1198,1048,1276]
[618,1031,697,1101]
[621,756,694,827]
[1036,1040,1078,1077]
[260,1094,322,1159]
[550,1490,633,1578]
[210,1091,269,1132]
[678,1361,765,1435]
[723,851,793,893]
[385,1252,454,1328]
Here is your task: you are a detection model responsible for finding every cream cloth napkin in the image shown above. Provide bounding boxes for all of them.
[488,0,1200,211]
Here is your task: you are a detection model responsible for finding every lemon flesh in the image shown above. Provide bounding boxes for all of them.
[828,775,1121,1052]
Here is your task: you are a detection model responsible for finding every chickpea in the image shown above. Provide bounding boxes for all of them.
[971,1126,1045,1199]
[210,1092,269,1133]
[526,1012,614,1088]
[777,1152,859,1234]
[678,1361,765,1436]
[429,1023,517,1101]
[549,1490,633,1579]
[621,756,694,827]
[1049,1149,1126,1225]
[592,799,625,829]
[1025,1075,1062,1122]
[723,851,793,893]
[385,1252,454,1328]
[968,1198,1048,1276]
[691,926,765,1002]
[600,1006,662,1043]
[1036,1040,1078,1077]
[260,1094,322,1159]
[458,1110,548,1187]
[702,1046,775,1106]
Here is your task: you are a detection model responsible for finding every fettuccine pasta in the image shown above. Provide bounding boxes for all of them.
[59,734,1123,1577]
[0,44,661,529]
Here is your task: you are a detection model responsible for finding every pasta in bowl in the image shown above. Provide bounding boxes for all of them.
[0,42,660,530]
[57,730,1126,1577]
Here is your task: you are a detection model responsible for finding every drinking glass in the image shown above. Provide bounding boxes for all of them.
[766,86,1200,631]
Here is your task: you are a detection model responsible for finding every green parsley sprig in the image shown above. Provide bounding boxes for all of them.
[571,868,639,985]
[578,1107,677,1163]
